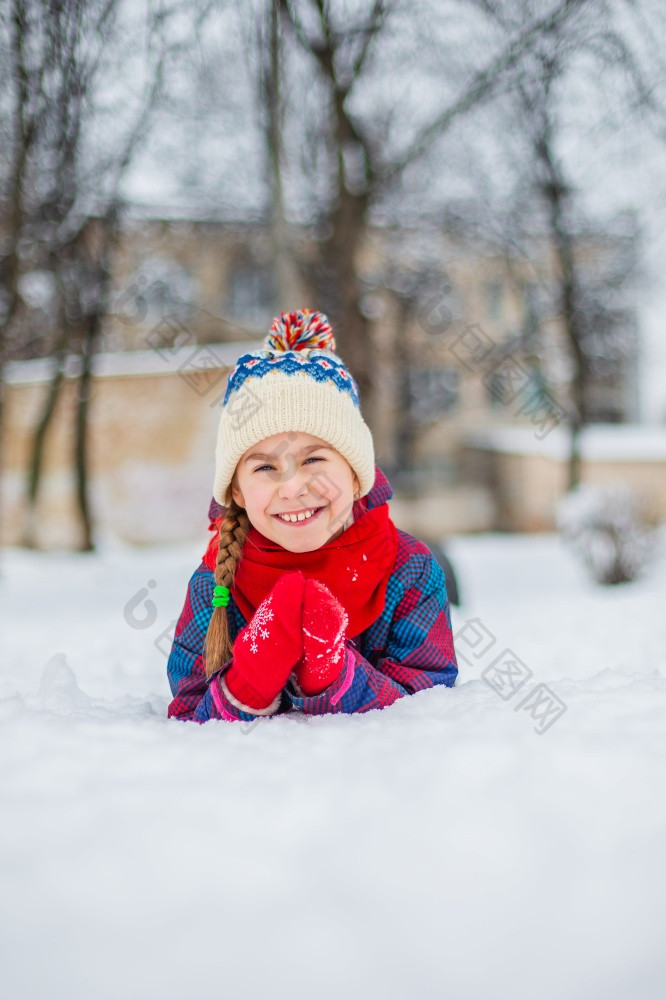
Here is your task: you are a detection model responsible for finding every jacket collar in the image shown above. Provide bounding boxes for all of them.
[356,465,393,511]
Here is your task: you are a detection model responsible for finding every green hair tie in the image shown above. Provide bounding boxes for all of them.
[212,584,230,608]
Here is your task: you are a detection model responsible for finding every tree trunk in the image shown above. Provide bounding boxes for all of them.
[74,333,94,551]
[21,353,67,547]
[393,295,417,479]
[265,3,300,307]
[548,203,588,490]
[540,157,589,491]
[0,1,35,551]
[72,211,120,551]
[278,0,374,410]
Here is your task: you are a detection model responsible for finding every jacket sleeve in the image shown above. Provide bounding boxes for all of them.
[284,550,458,716]
[166,565,283,724]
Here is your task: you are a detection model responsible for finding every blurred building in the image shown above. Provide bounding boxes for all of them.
[2,210,655,547]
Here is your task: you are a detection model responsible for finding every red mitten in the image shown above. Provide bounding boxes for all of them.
[224,571,305,711]
[295,580,349,696]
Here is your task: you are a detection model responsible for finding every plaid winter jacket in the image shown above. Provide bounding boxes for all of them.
[166,467,458,723]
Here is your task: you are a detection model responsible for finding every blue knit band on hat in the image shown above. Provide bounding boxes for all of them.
[223,350,360,409]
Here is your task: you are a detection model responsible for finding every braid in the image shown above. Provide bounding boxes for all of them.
[203,498,251,677]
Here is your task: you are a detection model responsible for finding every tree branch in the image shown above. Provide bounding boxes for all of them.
[378,0,589,186]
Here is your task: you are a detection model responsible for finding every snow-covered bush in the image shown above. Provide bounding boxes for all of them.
[556,482,656,585]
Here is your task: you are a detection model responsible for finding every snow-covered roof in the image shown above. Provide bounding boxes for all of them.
[466,424,666,462]
[4,342,263,385]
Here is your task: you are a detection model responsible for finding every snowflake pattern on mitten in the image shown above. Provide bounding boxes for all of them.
[240,597,275,653]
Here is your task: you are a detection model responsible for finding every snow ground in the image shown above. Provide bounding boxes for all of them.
[1,531,665,1000]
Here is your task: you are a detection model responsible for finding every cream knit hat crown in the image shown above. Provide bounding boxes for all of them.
[213,310,375,504]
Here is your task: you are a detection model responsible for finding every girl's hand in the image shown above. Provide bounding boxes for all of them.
[224,571,305,710]
[295,579,348,696]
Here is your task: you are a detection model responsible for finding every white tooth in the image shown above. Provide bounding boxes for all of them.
[279,509,319,522]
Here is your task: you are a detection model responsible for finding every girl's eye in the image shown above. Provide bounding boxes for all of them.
[252,455,324,473]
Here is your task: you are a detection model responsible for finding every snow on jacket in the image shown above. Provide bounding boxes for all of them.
[166,467,458,723]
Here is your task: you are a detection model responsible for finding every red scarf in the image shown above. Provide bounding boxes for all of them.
[203,504,398,640]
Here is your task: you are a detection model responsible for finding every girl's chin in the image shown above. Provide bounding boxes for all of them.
[269,521,332,551]
[282,540,322,553]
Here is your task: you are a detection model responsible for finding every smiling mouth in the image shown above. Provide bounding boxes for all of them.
[273,506,325,524]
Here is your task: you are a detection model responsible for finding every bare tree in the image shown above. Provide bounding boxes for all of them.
[232,0,303,306]
[136,0,604,454]
[0,0,201,549]
[0,0,50,540]
[269,0,593,408]
[462,0,664,487]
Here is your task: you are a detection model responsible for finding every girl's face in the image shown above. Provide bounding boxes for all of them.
[230,431,360,553]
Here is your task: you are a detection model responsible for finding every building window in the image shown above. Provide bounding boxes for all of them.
[521,281,538,314]
[114,256,196,328]
[485,279,503,322]
[227,262,274,325]
[486,366,546,414]
[486,370,507,410]
[407,367,459,422]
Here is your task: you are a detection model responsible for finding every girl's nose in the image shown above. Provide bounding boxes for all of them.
[277,475,309,500]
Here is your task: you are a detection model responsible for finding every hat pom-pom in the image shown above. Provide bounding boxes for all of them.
[264,309,336,354]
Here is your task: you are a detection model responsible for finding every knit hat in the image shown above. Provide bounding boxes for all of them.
[213,309,375,504]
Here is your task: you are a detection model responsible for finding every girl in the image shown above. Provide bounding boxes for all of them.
[167,309,458,723]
